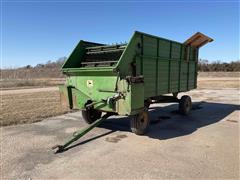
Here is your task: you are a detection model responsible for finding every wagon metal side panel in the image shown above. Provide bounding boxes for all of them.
[66,75,118,112]
[142,35,157,97]
[134,32,199,99]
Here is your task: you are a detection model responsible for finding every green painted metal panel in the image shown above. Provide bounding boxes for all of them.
[158,40,171,58]
[143,57,157,97]
[188,61,196,89]
[116,80,144,115]
[171,43,181,59]
[62,41,104,69]
[117,33,141,76]
[180,62,188,91]
[116,79,131,115]
[181,45,186,60]
[67,76,118,111]
[130,83,144,112]
[189,46,197,61]
[135,56,142,76]
[170,61,179,92]
[61,41,85,69]
[158,59,169,94]
[143,36,158,56]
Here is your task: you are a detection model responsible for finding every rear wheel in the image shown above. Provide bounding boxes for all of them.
[130,110,150,135]
[82,108,102,124]
[179,95,192,115]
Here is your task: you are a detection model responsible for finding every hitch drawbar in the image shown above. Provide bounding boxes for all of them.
[52,113,113,153]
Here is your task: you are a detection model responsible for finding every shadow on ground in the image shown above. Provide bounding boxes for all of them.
[65,101,239,151]
[102,101,239,139]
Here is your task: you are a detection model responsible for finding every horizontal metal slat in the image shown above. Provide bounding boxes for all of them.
[81,61,118,65]
[86,49,124,55]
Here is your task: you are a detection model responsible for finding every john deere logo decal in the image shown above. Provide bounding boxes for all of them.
[87,80,93,87]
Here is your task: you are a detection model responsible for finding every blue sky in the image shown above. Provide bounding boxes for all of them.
[1,1,239,67]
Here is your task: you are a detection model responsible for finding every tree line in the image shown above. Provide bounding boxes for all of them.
[1,58,239,80]
[198,59,240,72]
[1,57,67,79]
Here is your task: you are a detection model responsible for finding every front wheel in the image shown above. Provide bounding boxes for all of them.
[179,95,192,115]
[130,110,150,135]
[81,109,102,124]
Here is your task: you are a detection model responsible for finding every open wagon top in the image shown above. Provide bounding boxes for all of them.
[61,31,213,75]
[61,40,127,74]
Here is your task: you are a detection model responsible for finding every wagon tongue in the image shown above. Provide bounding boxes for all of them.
[81,44,127,67]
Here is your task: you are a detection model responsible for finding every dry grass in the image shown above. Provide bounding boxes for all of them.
[197,72,239,89]
[198,79,239,89]
[1,91,69,126]
[0,78,65,89]
[198,72,239,78]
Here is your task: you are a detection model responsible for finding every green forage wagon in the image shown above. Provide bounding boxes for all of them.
[54,31,213,152]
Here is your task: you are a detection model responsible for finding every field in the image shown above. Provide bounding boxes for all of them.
[0,72,239,126]
[0,78,64,90]
[198,72,239,89]
[1,88,69,126]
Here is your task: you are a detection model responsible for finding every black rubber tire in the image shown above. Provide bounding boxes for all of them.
[130,110,150,135]
[144,99,151,109]
[81,109,102,124]
[179,95,192,115]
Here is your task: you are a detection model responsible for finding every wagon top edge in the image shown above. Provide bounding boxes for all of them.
[61,31,213,72]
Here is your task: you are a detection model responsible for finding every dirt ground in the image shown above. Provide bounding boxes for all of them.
[198,77,239,89]
[1,87,239,179]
